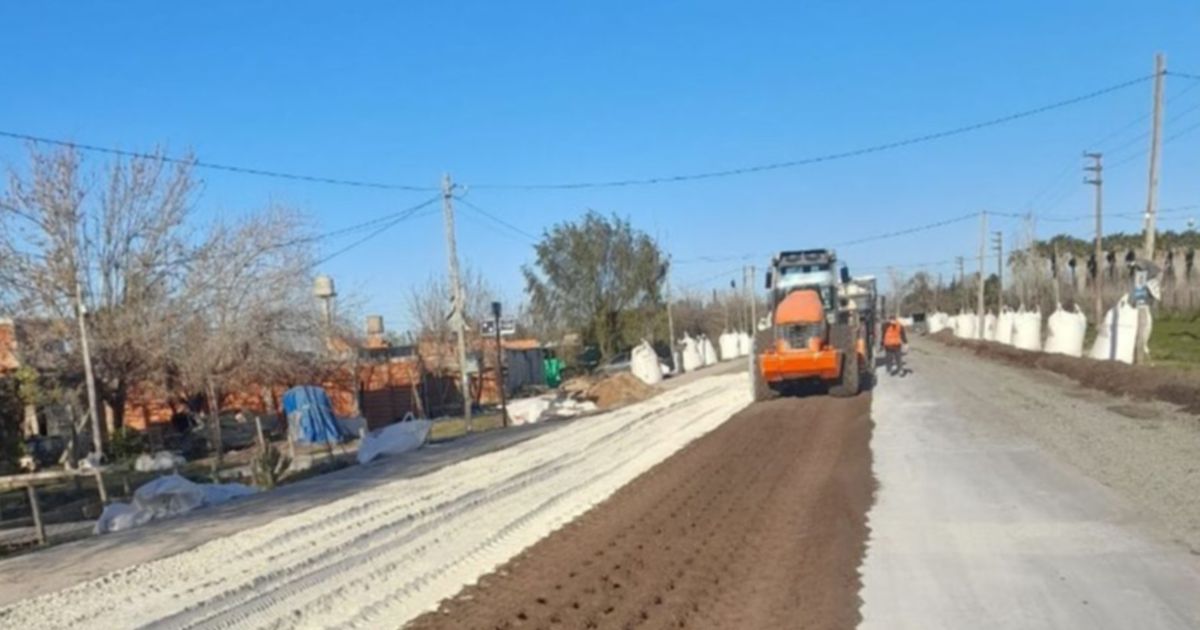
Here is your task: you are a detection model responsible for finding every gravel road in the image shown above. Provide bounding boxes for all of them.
[0,372,749,629]
[408,393,874,630]
[860,339,1200,629]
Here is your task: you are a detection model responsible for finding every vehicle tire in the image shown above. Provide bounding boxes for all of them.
[828,351,861,397]
[751,329,778,402]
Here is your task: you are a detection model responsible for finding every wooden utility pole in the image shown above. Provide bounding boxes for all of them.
[1084,152,1104,326]
[992,231,1003,311]
[1144,53,1166,259]
[441,174,472,425]
[976,211,987,338]
[74,279,102,459]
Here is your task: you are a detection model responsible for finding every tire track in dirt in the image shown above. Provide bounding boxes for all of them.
[408,393,875,630]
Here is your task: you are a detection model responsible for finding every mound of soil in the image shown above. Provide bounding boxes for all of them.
[932,333,1200,414]
[584,372,657,409]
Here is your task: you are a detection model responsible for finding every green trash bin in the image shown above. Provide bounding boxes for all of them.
[543,356,563,388]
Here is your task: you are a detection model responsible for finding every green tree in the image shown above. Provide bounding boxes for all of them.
[524,211,666,358]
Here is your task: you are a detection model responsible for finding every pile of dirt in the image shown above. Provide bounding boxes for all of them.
[408,394,874,630]
[583,372,657,409]
[933,334,1200,414]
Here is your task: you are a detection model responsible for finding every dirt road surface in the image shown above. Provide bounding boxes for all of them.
[408,394,874,630]
[0,373,748,629]
[860,340,1200,629]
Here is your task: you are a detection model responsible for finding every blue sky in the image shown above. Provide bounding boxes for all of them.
[2,1,1198,330]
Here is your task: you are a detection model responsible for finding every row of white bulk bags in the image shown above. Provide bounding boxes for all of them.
[630,340,664,385]
[995,309,1015,345]
[1089,297,1145,364]
[1012,308,1042,351]
[1044,305,1087,357]
[680,335,703,372]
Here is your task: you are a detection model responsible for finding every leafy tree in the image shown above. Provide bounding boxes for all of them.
[524,211,666,358]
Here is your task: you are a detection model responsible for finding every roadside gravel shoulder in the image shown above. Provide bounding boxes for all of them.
[914,339,1200,552]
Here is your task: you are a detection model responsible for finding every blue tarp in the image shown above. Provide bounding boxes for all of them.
[282,385,352,444]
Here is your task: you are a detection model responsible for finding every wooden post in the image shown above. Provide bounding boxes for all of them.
[92,469,108,504]
[254,415,267,452]
[26,485,46,546]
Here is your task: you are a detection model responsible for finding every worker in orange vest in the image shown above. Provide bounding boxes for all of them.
[881,317,908,376]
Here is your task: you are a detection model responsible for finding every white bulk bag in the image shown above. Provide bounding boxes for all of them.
[357,416,433,464]
[1044,305,1086,357]
[927,312,950,335]
[983,312,998,342]
[954,312,976,339]
[718,332,739,361]
[1089,296,1144,364]
[681,335,703,372]
[701,336,719,366]
[738,332,752,356]
[630,340,664,385]
[995,309,1015,345]
[1012,308,1042,351]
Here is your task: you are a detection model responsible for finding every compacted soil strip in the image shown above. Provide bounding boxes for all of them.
[409,394,875,630]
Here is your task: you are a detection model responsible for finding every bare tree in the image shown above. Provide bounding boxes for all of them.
[408,267,496,342]
[0,145,195,439]
[170,207,325,463]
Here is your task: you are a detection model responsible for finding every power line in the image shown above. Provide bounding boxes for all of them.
[454,196,541,241]
[470,74,1155,190]
[314,204,440,265]
[834,212,980,247]
[0,130,438,191]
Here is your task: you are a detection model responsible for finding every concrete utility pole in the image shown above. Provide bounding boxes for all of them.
[666,262,677,372]
[1144,53,1166,259]
[955,256,965,310]
[441,173,472,425]
[976,212,987,339]
[74,279,102,459]
[992,231,1004,311]
[1084,152,1104,326]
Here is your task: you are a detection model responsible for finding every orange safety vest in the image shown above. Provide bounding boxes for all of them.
[883,322,904,349]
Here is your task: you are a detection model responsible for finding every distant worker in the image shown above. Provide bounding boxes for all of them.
[881,317,908,376]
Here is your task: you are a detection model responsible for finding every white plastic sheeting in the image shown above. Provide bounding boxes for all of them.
[357,416,433,464]
[95,474,256,534]
[1089,296,1148,364]
[983,313,998,342]
[1013,308,1043,351]
[134,451,185,473]
[681,335,703,372]
[506,396,598,426]
[1044,306,1087,357]
[701,336,719,366]
[995,309,1015,346]
[718,332,739,361]
[631,340,664,385]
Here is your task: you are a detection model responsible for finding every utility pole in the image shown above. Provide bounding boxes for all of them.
[992,231,1003,311]
[1084,152,1104,326]
[1136,53,1166,364]
[491,302,508,427]
[956,256,966,310]
[666,262,677,373]
[977,211,987,339]
[1144,53,1166,259]
[441,174,472,426]
[74,279,102,459]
